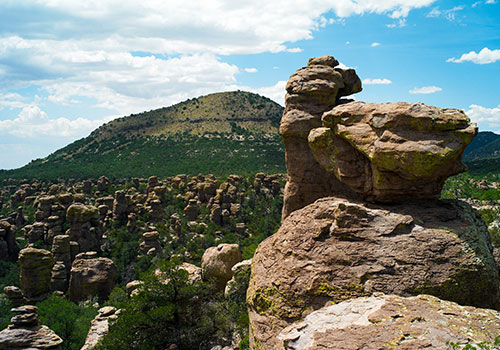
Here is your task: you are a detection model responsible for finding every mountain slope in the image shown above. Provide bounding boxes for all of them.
[463,131,500,162]
[0,91,285,180]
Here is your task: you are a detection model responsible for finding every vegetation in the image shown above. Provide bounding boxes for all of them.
[37,295,98,350]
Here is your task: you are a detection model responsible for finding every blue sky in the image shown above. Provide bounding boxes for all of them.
[0,0,499,169]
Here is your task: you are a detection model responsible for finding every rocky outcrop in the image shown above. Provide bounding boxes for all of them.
[139,231,161,256]
[308,101,477,202]
[249,55,486,349]
[225,259,252,299]
[277,294,500,350]
[18,247,54,302]
[69,254,116,303]
[280,55,361,218]
[0,305,62,349]
[247,197,500,348]
[81,306,119,350]
[201,244,242,291]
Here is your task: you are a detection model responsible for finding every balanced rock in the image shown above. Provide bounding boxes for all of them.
[201,244,242,291]
[247,197,500,348]
[0,220,18,261]
[69,256,117,303]
[308,101,477,202]
[280,55,361,218]
[18,247,54,302]
[277,294,500,350]
[3,286,25,307]
[0,305,62,349]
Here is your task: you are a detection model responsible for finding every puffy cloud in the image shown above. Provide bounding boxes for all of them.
[409,86,442,94]
[0,92,28,109]
[244,68,258,73]
[466,104,500,132]
[250,81,287,106]
[363,78,392,85]
[447,48,500,64]
[0,105,114,138]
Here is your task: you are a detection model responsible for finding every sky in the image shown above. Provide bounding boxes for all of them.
[0,0,499,169]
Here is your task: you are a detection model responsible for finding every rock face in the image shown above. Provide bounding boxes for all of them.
[201,243,242,291]
[280,55,362,219]
[81,306,119,350]
[69,255,117,303]
[18,247,54,302]
[247,197,500,348]
[0,305,63,349]
[277,294,500,350]
[308,101,477,202]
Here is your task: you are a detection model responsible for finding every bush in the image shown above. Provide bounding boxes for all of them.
[36,294,98,350]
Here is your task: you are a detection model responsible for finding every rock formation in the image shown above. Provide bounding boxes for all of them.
[277,294,500,350]
[69,253,117,303]
[66,203,102,252]
[81,306,119,350]
[0,305,62,349]
[201,243,242,291]
[248,55,492,349]
[280,55,362,218]
[0,220,18,261]
[308,101,476,202]
[18,247,54,302]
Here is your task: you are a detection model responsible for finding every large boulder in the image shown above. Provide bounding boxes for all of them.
[18,247,54,302]
[277,294,500,350]
[280,55,362,219]
[201,244,242,291]
[308,101,477,202]
[0,220,18,261]
[69,255,117,303]
[247,197,500,348]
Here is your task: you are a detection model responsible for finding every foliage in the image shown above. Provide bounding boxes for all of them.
[36,294,98,350]
[446,337,500,350]
[0,294,12,331]
[96,258,239,350]
[0,261,19,291]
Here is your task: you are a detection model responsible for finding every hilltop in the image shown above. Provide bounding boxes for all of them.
[0,91,285,181]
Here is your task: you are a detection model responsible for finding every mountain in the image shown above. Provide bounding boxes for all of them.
[463,131,500,162]
[0,91,285,180]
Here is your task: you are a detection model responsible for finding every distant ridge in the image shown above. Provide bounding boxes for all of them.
[0,91,285,180]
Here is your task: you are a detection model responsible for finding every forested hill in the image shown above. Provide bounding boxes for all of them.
[0,91,286,180]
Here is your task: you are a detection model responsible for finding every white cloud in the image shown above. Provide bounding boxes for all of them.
[287,47,303,53]
[427,6,464,21]
[486,0,496,4]
[466,104,500,132]
[371,42,381,47]
[409,86,442,94]
[363,78,392,85]
[0,105,114,138]
[447,47,500,64]
[244,68,258,73]
[250,81,287,106]
[386,18,407,27]
[0,93,28,109]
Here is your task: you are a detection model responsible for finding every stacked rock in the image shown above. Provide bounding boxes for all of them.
[66,203,101,252]
[19,247,54,302]
[139,231,161,256]
[3,286,25,307]
[247,56,500,350]
[0,305,62,349]
[280,55,362,218]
